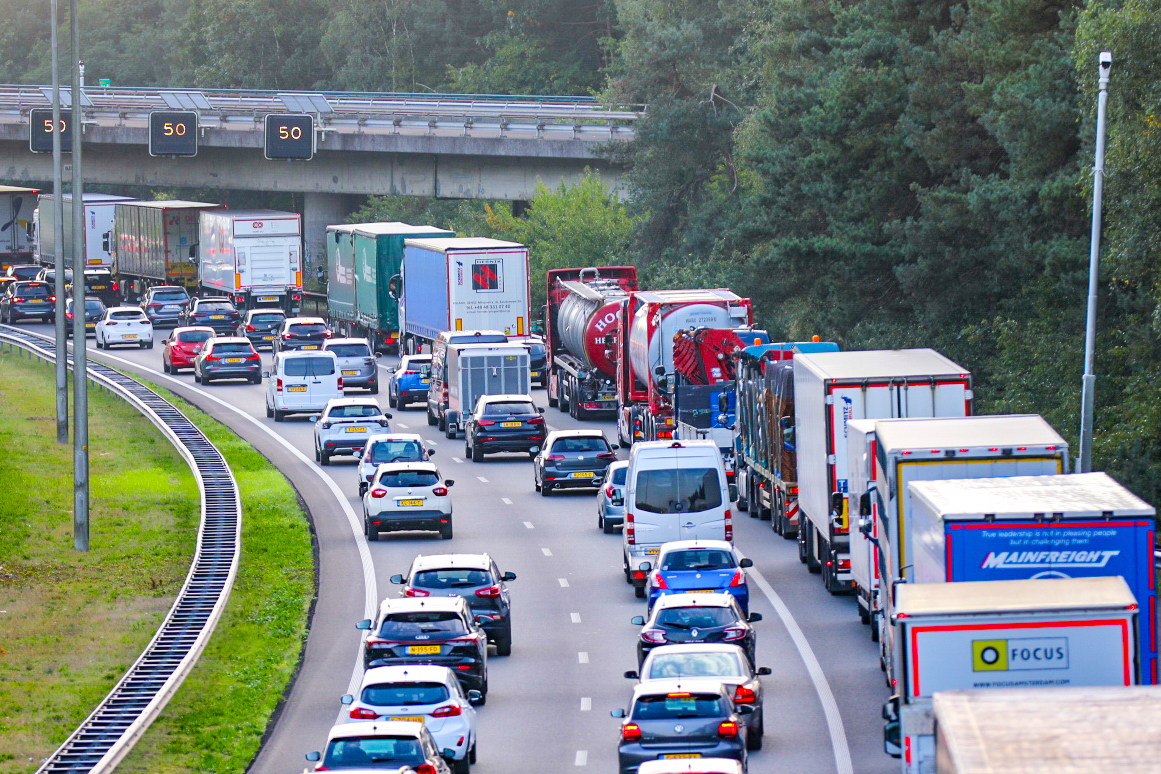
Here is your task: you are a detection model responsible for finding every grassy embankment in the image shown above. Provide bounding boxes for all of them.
[0,351,314,774]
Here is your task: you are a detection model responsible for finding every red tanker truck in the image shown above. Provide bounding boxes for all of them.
[544,266,639,420]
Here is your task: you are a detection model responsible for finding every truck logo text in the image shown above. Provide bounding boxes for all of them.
[980,550,1120,569]
[973,637,1069,672]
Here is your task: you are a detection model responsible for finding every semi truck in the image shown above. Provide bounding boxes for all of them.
[198,209,303,314]
[544,266,638,419]
[113,200,224,297]
[849,414,1068,648]
[906,472,1157,684]
[884,576,1139,774]
[733,339,840,536]
[792,349,973,595]
[326,222,455,353]
[39,193,137,270]
[394,237,530,355]
[612,289,752,446]
[442,342,531,438]
[0,185,38,267]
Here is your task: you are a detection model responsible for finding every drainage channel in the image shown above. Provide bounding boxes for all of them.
[0,327,241,774]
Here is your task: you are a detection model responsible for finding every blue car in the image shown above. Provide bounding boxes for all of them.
[387,354,432,409]
[644,540,753,616]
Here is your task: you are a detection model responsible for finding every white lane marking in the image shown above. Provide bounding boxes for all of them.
[426,440,437,446]
[574,750,588,766]
[501,497,512,505]
[558,578,569,587]
[580,697,591,711]
[577,652,589,664]
[541,547,553,556]
[477,476,489,483]
[452,457,464,464]
[570,612,581,623]
[396,423,408,429]
[739,550,854,774]
[90,350,379,716]
[524,521,534,529]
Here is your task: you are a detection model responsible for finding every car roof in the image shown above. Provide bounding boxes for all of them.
[194,296,232,303]
[246,308,284,315]
[400,354,432,362]
[325,338,371,347]
[172,326,216,335]
[608,460,630,470]
[632,678,729,699]
[409,554,492,572]
[149,285,187,291]
[207,337,252,345]
[366,433,424,444]
[107,306,147,314]
[637,758,745,774]
[658,540,735,556]
[374,461,439,475]
[438,329,505,340]
[284,316,326,324]
[326,719,424,741]
[326,397,382,408]
[653,592,735,610]
[478,393,535,403]
[360,664,457,686]
[642,643,749,661]
[378,596,467,615]
[546,429,607,442]
[278,349,337,359]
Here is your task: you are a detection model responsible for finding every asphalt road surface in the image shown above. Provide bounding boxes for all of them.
[33,323,897,774]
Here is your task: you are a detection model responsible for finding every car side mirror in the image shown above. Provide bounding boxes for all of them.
[445,479,455,487]
[748,613,763,623]
[305,752,321,762]
[385,413,393,419]
[757,666,772,676]
[630,615,645,626]
[624,670,639,679]
[611,443,620,449]
[355,619,371,630]
[638,562,652,573]
[389,574,404,585]
[427,449,435,456]
[860,491,872,518]
[502,571,516,581]
[340,694,353,705]
[538,406,545,413]
[309,415,319,423]
[739,558,753,568]
[884,719,902,758]
[610,708,626,718]
[737,704,754,715]
[466,690,483,706]
[193,345,202,353]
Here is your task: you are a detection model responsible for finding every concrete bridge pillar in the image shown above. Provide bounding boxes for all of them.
[302,192,358,293]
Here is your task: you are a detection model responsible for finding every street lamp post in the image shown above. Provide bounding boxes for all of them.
[50,0,67,444]
[70,0,89,551]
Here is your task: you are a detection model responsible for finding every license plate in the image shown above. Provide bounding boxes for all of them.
[263,335,275,340]
[399,499,424,506]
[501,421,522,428]
[408,645,440,654]
[210,315,225,319]
[661,754,701,760]
[259,296,278,302]
[421,378,430,384]
[599,394,615,401]
[224,358,244,363]
[531,371,540,377]
[302,345,318,350]
[163,305,181,312]
[286,385,307,392]
[91,285,106,290]
[646,548,660,555]
[342,370,357,375]
[391,716,424,723]
[345,426,367,433]
[29,299,44,303]
[124,333,137,339]
[685,589,714,593]
[572,471,595,478]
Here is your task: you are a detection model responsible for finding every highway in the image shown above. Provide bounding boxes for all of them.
[27,322,895,774]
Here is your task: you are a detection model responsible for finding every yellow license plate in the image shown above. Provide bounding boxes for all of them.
[302,345,318,350]
[210,315,225,319]
[263,335,275,340]
[501,421,522,428]
[259,296,278,302]
[29,299,44,303]
[685,589,714,593]
[646,548,660,555]
[342,370,357,375]
[91,285,106,290]
[421,378,430,384]
[399,499,424,506]
[391,716,424,723]
[124,333,137,339]
[224,358,244,363]
[572,471,595,478]
[661,754,701,760]
[345,426,368,433]
[286,385,307,392]
[532,371,540,377]
[408,645,440,654]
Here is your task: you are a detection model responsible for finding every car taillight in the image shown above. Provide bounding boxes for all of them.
[724,509,732,542]
[324,330,334,338]
[364,358,375,366]
[403,588,430,597]
[207,354,220,361]
[148,302,161,309]
[276,378,283,392]
[401,370,418,375]
[734,685,757,704]
[349,707,379,719]
[475,585,502,598]
[598,452,617,461]
[246,353,259,360]
[641,629,667,644]
[729,569,745,587]
[605,484,615,498]
[477,419,496,426]
[338,377,343,390]
[626,513,634,544]
[527,416,544,425]
[282,332,291,339]
[723,627,747,641]
[621,723,642,742]
[544,454,564,462]
[246,324,256,331]
[718,720,740,738]
[416,764,437,774]
[370,488,388,498]
[112,282,119,291]
[65,311,73,319]
[651,573,668,589]
[432,486,448,496]
[364,636,391,646]
[363,453,372,463]
[12,297,23,303]
[432,703,462,718]
[49,295,56,302]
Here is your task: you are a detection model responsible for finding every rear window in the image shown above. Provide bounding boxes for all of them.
[635,468,722,514]
[411,568,492,589]
[328,343,371,357]
[18,283,50,297]
[377,470,440,488]
[646,651,745,681]
[177,330,213,343]
[198,301,234,312]
[111,310,145,320]
[11,266,41,279]
[550,436,609,453]
[329,404,381,418]
[210,342,252,354]
[251,313,285,324]
[611,466,628,485]
[401,358,432,373]
[379,611,466,636]
[322,736,423,768]
[283,357,335,377]
[152,291,188,302]
[369,441,424,464]
[633,693,725,720]
[289,322,327,334]
[84,300,105,312]
[660,549,736,572]
[361,681,449,707]
[482,401,536,416]
[84,274,112,284]
[656,606,736,629]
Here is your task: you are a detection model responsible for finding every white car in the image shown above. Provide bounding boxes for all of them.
[637,759,744,774]
[341,665,479,773]
[95,306,154,350]
[313,397,391,465]
[358,433,432,496]
[363,462,455,540]
[305,719,453,773]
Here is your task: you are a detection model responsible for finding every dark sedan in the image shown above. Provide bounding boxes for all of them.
[181,297,241,335]
[464,395,547,461]
[193,337,262,384]
[0,280,55,324]
[5,264,42,281]
[273,316,332,352]
[236,308,286,350]
[630,593,762,668]
[533,429,618,495]
[72,270,120,307]
[524,335,547,387]
[141,286,191,327]
[64,296,106,337]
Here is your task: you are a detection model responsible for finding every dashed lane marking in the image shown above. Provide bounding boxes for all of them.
[524,521,534,529]
[542,547,553,556]
[558,578,569,587]
[577,652,589,664]
[478,476,489,483]
[452,457,464,463]
[575,750,588,766]
[502,497,512,504]
[580,697,591,711]
[570,612,581,623]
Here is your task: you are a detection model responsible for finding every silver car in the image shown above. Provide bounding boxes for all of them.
[324,338,379,393]
[597,460,629,534]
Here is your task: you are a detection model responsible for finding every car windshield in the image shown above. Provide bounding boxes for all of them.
[111,310,145,320]
[634,468,722,514]
[655,606,737,629]
[177,330,213,343]
[646,651,745,680]
[198,301,234,312]
[633,693,725,720]
[377,470,440,488]
[289,322,327,334]
[378,611,467,636]
[284,357,335,376]
[210,342,253,354]
[661,549,736,572]
[17,283,50,297]
[411,568,492,589]
[251,313,284,324]
[369,441,424,464]
[329,404,381,418]
[527,342,545,356]
[153,291,188,302]
[328,344,371,357]
[550,436,608,453]
[322,736,425,768]
[361,681,449,707]
[482,401,535,416]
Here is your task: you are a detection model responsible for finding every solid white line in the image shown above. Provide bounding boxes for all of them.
[580,697,591,711]
[738,550,854,774]
[542,547,553,557]
[577,652,589,664]
[558,578,569,587]
[452,457,464,464]
[570,612,581,623]
[524,521,534,529]
[574,750,588,766]
[501,497,513,505]
[477,476,489,483]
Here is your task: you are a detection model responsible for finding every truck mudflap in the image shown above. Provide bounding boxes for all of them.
[824,511,855,595]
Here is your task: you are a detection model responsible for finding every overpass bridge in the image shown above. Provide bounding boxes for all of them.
[0,85,641,266]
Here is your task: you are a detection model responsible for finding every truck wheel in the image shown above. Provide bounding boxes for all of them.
[547,374,559,408]
[736,473,749,512]
[438,412,447,432]
[808,531,823,574]
[859,600,870,625]
[559,380,570,413]
[747,477,758,518]
[798,521,810,564]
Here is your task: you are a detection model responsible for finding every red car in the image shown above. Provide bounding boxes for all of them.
[162,326,215,373]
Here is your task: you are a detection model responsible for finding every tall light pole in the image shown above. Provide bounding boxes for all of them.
[1078,51,1112,474]
[70,0,89,551]
[50,0,67,444]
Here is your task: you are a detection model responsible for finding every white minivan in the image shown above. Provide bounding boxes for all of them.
[623,439,734,598]
[265,350,344,422]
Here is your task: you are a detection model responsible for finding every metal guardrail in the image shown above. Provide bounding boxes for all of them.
[0,326,241,774]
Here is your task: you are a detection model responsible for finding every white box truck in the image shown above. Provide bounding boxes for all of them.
[792,349,972,594]
[198,209,303,314]
[36,193,137,270]
[395,237,530,355]
[443,342,531,437]
[883,576,1139,774]
[0,185,38,267]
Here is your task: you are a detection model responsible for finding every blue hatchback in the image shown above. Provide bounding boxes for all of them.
[388,354,433,409]
[644,540,753,616]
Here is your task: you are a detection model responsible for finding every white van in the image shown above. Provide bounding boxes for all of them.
[265,350,343,421]
[623,439,734,597]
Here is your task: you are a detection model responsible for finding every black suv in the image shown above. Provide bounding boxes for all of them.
[180,297,241,335]
[70,270,120,307]
[0,280,55,323]
[236,308,287,350]
[273,316,332,352]
[630,593,762,668]
[5,264,43,281]
[464,395,547,461]
[140,286,191,327]
[64,296,106,337]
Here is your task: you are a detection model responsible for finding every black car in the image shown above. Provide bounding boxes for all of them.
[180,297,241,335]
[193,337,262,385]
[0,280,55,323]
[630,593,762,668]
[273,316,331,352]
[70,270,120,307]
[524,336,547,387]
[391,553,517,656]
[236,308,286,350]
[533,429,618,495]
[64,296,106,337]
[141,286,191,327]
[463,395,547,461]
[5,264,42,281]
[35,267,73,286]
[356,597,489,698]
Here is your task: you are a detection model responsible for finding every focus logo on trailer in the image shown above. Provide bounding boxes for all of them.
[972,638,1069,672]
[472,260,502,292]
[980,550,1120,570]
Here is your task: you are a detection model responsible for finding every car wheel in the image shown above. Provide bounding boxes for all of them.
[358,483,367,497]
[748,712,764,750]
[365,515,378,542]
[193,370,201,383]
[469,741,477,764]
[453,755,470,774]
[369,383,379,395]
[145,340,153,350]
[440,521,453,540]
[162,360,170,374]
[534,477,541,493]
[266,402,273,418]
[438,412,447,432]
[388,391,397,408]
[634,584,646,599]
[427,405,437,426]
[250,375,261,384]
[540,483,552,497]
[471,442,483,463]
[273,408,286,422]
[495,625,512,656]
[314,444,321,463]
[320,450,330,466]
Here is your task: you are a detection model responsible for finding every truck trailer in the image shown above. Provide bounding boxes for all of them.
[442,342,532,438]
[792,349,972,595]
[906,472,1157,684]
[198,209,303,314]
[396,237,530,355]
[0,185,38,267]
[39,193,137,271]
[113,200,223,296]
